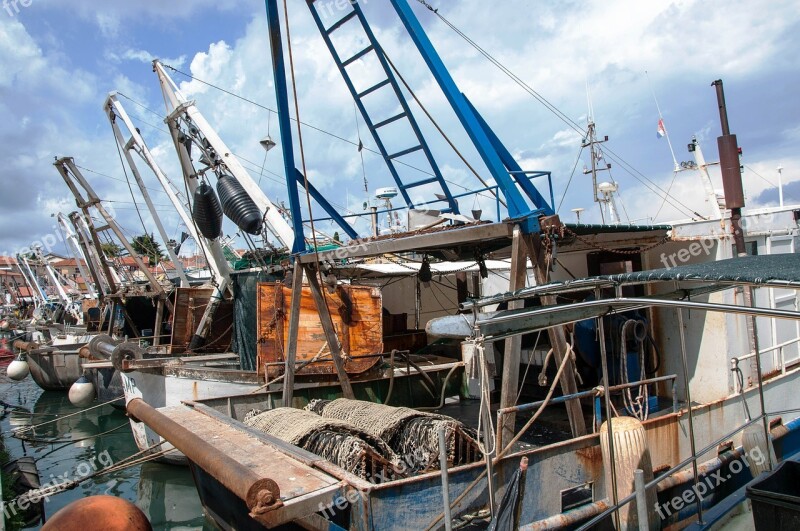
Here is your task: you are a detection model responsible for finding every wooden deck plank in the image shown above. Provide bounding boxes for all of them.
[159,405,339,498]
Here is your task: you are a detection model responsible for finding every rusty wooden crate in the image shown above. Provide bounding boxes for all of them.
[171,287,234,354]
[256,282,383,378]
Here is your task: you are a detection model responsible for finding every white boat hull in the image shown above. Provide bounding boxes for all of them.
[122,367,261,465]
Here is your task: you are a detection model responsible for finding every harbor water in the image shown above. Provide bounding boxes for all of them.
[0,371,212,530]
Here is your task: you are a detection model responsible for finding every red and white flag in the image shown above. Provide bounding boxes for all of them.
[657,118,667,139]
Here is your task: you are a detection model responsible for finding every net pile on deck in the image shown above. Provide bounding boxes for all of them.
[306,399,481,473]
[243,408,401,481]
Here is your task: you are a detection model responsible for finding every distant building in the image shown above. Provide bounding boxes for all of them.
[0,256,28,304]
[181,254,208,270]
[52,258,87,278]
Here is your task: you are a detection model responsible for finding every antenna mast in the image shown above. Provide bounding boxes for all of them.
[582,86,612,223]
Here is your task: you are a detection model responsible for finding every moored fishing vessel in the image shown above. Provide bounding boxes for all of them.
[120,1,800,529]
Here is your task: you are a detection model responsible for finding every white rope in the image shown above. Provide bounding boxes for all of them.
[500,334,578,456]
[620,320,649,421]
[475,339,495,456]
[5,395,124,436]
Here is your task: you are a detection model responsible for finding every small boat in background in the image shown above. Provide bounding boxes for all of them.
[1,456,44,528]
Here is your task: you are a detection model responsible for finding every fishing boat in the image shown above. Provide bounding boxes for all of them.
[112,57,680,466]
[115,1,800,529]
[126,250,800,531]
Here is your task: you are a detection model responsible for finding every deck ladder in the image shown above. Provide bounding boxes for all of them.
[307,0,459,213]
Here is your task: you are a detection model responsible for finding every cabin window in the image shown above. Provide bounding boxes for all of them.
[561,482,594,512]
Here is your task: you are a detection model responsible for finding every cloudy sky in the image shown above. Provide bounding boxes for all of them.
[1,0,799,258]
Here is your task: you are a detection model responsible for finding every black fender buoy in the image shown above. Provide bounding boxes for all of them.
[217,174,263,235]
[192,181,223,239]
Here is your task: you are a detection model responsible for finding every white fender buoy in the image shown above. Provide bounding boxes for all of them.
[600,416,658,530]
[7,355,29,381]
[68,375,95,408]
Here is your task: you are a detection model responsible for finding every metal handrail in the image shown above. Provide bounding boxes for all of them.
[734,335,800,363]
[305,185,504,224]
[496,374,677,416]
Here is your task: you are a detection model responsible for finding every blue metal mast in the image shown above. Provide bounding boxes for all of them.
[293,169,357,240]
[265,0,306,254]
[389,0,548,232]
[265,0,359,248]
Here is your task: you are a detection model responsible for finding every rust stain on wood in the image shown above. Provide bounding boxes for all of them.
[256,282,383,378]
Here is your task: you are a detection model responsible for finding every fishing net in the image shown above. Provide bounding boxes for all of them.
[231,271,270,371]
[306,399,481,473]
[243,408,401,480]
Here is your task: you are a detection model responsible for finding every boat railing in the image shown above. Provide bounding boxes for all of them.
[470,278,799,529]
[732,334,800,377]
[306,184,504,225]
[304,172,552,226]
[496,374,679,439]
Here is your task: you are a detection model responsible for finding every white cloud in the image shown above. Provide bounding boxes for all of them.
[2,0,800,253]
[95,12,120,39]
[105,49,187,70]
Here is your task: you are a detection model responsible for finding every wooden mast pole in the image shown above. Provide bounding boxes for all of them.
[498,223,587,447]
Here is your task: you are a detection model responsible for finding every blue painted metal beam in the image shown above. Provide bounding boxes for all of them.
[265,0,306,254]
[389,0,538,231]
[464,96,555,216]
[293,169,358,240]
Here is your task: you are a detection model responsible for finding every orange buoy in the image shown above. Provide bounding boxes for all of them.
[42,495,152,531]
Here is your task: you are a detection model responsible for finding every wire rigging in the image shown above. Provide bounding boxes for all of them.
[415,0,702,221]
[382,51,505,207]
[159,65,500,201]
[353,103,369,195]
[557,146,586,213]
[109,119,150,236]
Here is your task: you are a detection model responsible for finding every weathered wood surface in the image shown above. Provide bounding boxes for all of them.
[171,287,234,354]
[257,282,383,378]
[159,404,340,526]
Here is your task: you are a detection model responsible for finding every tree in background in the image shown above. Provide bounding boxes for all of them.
[131,233,165,265]
[101,242,122,258]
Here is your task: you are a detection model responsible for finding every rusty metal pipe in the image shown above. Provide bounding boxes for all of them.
[656,419,789,493]
[13,339,38,352]
[521,500,609,530]
[80,334,118,360]
[125,398,282,516]
[655,450,739,493]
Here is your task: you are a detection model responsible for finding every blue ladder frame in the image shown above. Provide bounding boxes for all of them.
[306,0,459,214]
